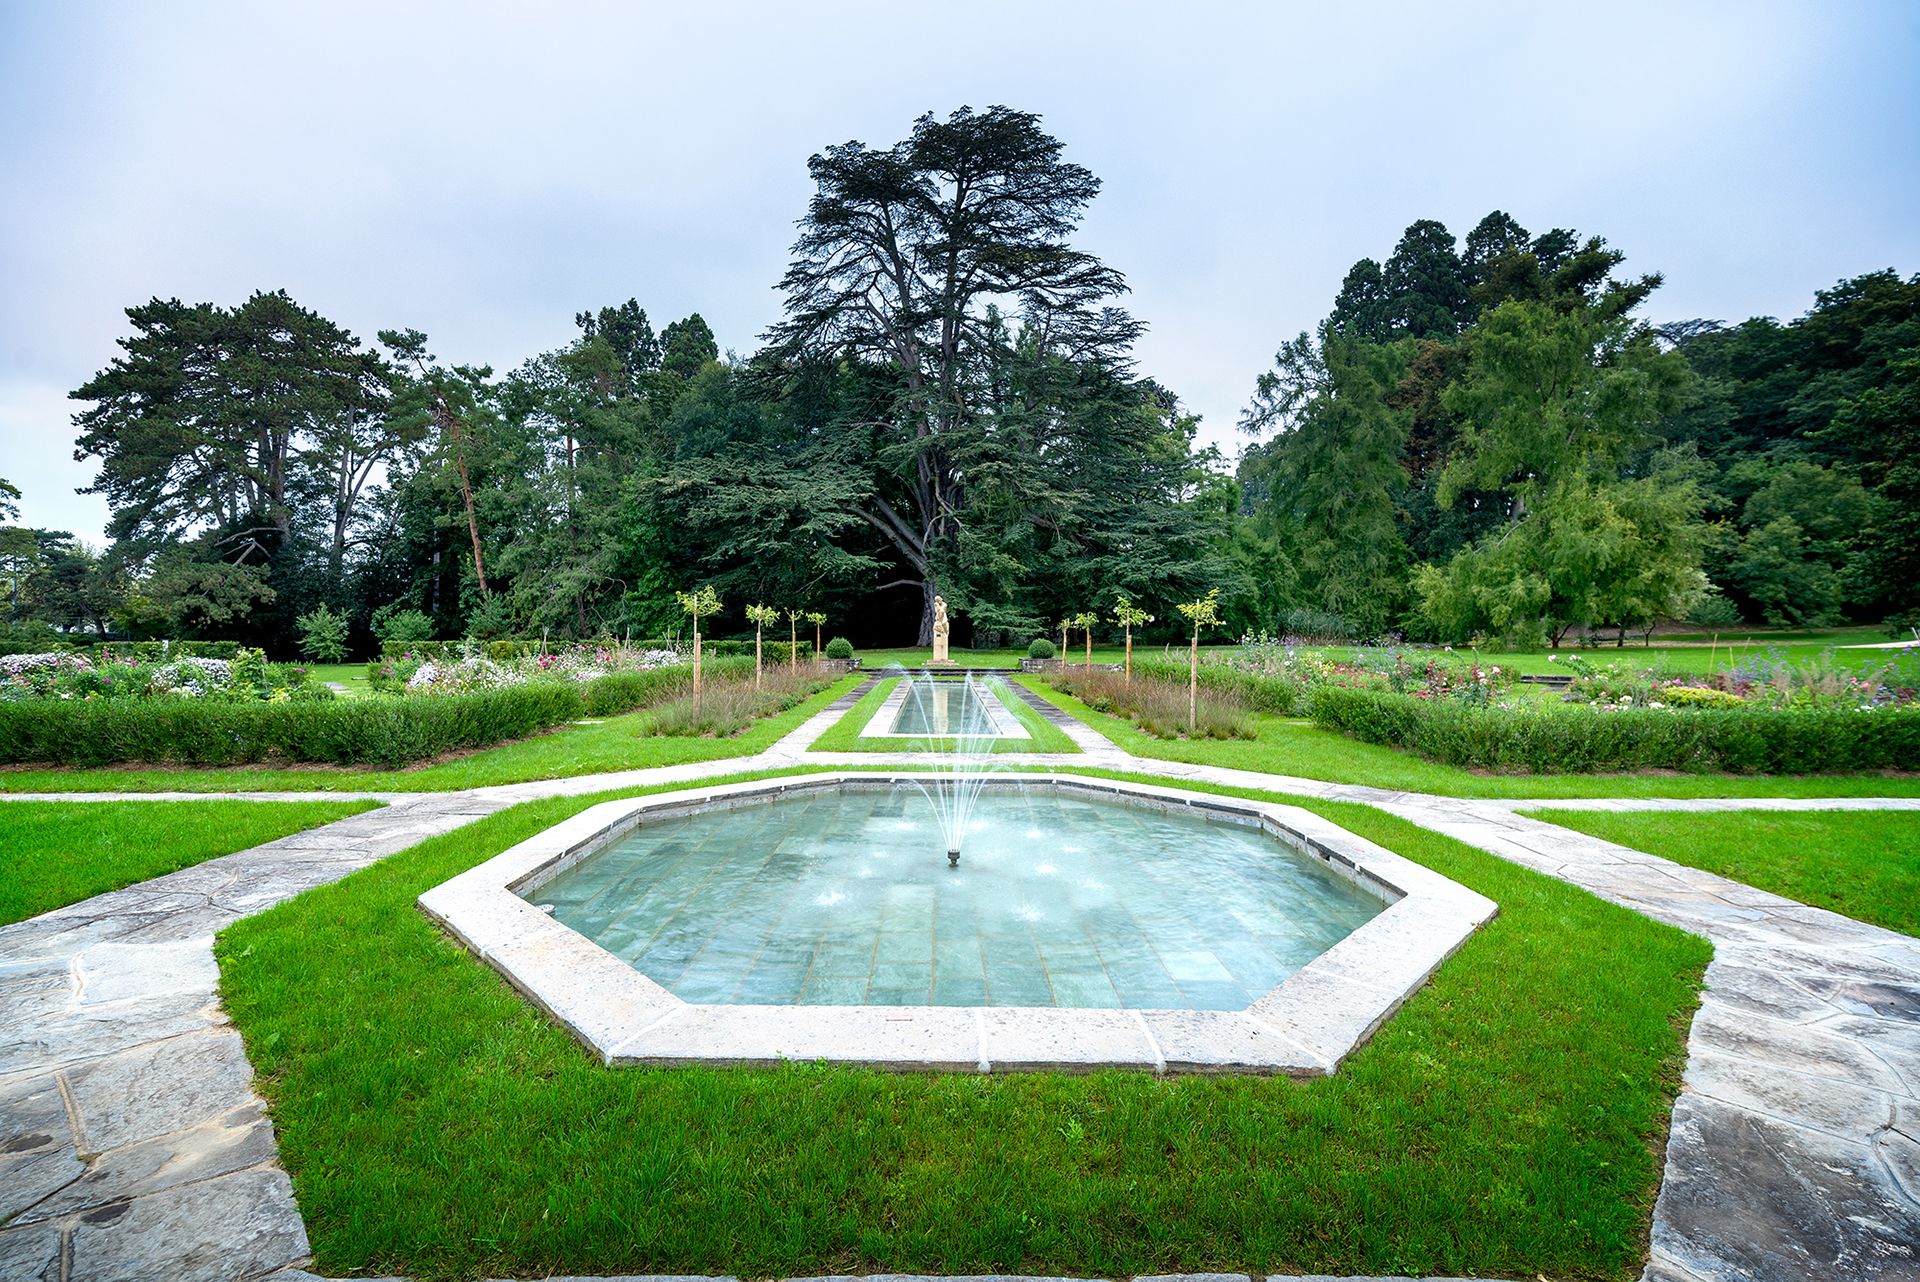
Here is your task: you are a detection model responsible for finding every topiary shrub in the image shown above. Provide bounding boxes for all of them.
[1027,638,1057,659]
[825,636,855,661]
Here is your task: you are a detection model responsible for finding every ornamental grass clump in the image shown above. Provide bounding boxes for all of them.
[1053,668,1252,739]
[637,669,828,738]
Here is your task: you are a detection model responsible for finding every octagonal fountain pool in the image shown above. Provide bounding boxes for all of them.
[420,774,1495,1074]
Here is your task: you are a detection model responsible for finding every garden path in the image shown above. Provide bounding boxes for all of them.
[1,683,1916,1281]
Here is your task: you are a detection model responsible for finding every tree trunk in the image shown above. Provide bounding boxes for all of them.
[789,619,798,673]
[753,625,762,691]
[1124,625,1132,685]
[693,621,703,711]
[1084,627,1092,673]
[1188,623,1200,733]
[918,579,937,647]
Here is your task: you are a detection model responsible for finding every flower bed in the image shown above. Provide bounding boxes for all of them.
[1,649,324,703]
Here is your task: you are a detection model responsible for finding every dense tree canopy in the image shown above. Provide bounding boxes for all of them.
[9,129,1913,658]
[1241,212,1917,643]
[9,107,1236,656]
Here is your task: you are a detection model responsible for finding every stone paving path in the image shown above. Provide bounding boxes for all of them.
[2,689,1917,1281]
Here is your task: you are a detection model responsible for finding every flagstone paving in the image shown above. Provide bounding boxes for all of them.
[2,688,1916,1281]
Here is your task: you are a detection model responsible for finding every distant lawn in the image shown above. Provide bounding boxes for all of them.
[808,677,1080,754]
[853,629,1901,678]
[0,677,859,795]
[304,663,371,696]
[218,772,1705,1282]
[1526,808,1920,936]
[0,798,378,925]
[1019,678,1920,800]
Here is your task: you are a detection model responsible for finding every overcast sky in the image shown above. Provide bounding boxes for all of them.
[4,1,1917,541]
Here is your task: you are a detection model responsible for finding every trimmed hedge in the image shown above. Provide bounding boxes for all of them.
[1310,686,1920,774]
[1133,657,1307,715]
[0,684,585,768]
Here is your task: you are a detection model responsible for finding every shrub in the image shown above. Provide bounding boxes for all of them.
[825,636,855,661]
[1026,638,1057,659]
[1309,685,1920,774]
[0,682,583,768]
[1276,606,1356,643]
[1053,669,1252,739]
[371,605,436,646]
[1660,685,1747,709]
[296,605,351,663]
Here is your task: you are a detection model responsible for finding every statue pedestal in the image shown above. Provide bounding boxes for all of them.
[928,637,955,666]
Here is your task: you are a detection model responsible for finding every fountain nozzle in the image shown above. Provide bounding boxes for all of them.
[947,848,961,868]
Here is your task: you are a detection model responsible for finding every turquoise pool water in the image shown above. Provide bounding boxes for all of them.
[890,681,1001,736]
[532,786,1384,1009]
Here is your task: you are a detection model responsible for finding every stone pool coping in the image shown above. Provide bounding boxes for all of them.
[416,772,1496,1075]
[857,676,1032,740]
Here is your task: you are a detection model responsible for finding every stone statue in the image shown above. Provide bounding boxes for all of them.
[930,594,953,664]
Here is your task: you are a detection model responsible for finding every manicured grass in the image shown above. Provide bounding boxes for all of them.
[807,678,1080,754]
[1526,808,1920,936]
[0,798,378,925]
[853,628,1901,678]
[304,663,371,695]
[0,678,859,794]
[218,771,1706,1282]
[1020,678,1920,799]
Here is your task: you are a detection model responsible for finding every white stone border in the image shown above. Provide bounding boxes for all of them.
[417,773,1495,1075]
[856,677,1032,740]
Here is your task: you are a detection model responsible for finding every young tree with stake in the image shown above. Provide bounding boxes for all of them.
[1070,610,1099,672]
[806,611,826,665]
[676,586,723,710]
[1174,589,1223,734]
[1111,595,1152,685]
[745,603,778,691]
[785,607,803,672]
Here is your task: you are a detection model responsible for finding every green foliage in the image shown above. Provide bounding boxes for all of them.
[825,636,855,660]
[0,683,584,767]
[676,585,722,621]
[295,604,351,663]
[1310,686,1920,774]
[1026,637,1056,659]
[371,605,435,646]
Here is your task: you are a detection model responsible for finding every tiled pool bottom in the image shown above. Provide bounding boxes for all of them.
[891,681,1000,736]
[531,786,1386,1010]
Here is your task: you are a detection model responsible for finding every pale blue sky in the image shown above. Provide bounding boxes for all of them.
[3,0,1917,539]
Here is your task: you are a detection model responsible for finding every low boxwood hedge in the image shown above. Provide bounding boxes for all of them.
[0,656,780,768]
[0,683,585,768]
[1310,685,1920,774]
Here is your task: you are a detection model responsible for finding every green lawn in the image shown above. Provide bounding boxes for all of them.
[1526,808,1920,936]
[0,798,379,925]
[0,677,859,794]
[217,770,1705,1282]
[1019,677,1920,799]
[304,663,372,695]
[853,629,1905,679]
[807,677,1080,754]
